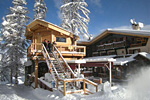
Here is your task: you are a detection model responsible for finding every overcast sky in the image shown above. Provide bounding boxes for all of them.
[0,0,150,36]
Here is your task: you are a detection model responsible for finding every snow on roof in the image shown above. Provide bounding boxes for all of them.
[108,29,150,36]
[113,52,150,65]
[138,52,150,60]
[83,55,116,62]
[78,29,150,43]
[67,60,86,64]
[82,52,150,66]
[113,57,135,65]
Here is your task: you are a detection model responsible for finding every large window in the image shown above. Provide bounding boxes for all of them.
[56,37,66,42]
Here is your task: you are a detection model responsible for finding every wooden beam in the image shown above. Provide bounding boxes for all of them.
[85,89,93,94]
[64,78,84,82]
[96,86,98,92]
[66,90,83,94]
[64,81,66,96]
[83,80,86,94]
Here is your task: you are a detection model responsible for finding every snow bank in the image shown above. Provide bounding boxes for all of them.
[1,67,150,100]
[32,88,63,100]
[125,67,150,100]
[44,73,53,82]
[101,81,111,92]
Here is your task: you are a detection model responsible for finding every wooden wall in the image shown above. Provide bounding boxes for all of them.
[33,29,73,46]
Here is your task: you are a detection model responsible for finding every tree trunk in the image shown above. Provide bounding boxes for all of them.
[10,68,13,84]
[15,66,18,84]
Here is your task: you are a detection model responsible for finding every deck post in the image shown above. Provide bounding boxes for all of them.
[96,86,98,92]
[35,60,38,88]
[83,80,86,94]
[64,81,66,96]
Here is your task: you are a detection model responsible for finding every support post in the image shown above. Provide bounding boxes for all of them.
[96,86,98,92]
[83,80,86,94]
[35,60,38,88]
[64,81,66,96]
[109,61,112,87]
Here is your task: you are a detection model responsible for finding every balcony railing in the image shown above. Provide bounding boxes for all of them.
[97,41,126,51]
[27,43,86,56]
[56,45,86,55]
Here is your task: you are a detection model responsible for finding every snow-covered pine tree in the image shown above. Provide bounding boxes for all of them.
[33,0,47,20]
[60,0,90,40]
[0,0,29,84]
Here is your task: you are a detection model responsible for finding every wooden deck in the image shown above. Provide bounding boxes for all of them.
[27,43,86,60]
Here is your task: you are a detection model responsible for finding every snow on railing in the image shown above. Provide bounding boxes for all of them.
[56,78,98,96]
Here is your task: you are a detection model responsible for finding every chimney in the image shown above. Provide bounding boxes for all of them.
[130,19,144,30]
[132,24,140,30]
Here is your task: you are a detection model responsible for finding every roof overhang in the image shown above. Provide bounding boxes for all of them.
[25,19,79,40]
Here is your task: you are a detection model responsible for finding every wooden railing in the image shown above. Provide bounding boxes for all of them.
[97,41,126,51]
[57,78,98,96]
[27,43,86,56]
[27,43,43,54]
[56,45,86,55]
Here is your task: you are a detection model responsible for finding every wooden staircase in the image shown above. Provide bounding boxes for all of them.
[42,44,98,96]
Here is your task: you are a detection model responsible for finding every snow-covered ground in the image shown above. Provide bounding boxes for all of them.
[0,67,150,100]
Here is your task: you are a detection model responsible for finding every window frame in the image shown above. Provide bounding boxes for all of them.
[55,37,66,43]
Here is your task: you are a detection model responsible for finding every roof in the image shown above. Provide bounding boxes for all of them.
[78,29,150,45]
[83,55,116,62]
[82,52,150,66]
[108,29,150,36]
[25,19,79,40]
[114,52,150,65]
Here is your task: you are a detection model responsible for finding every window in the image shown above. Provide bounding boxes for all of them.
[56,37,66,42]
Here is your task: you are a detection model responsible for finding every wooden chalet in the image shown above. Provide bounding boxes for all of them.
[78,29,150,57]
[78,29,150,79]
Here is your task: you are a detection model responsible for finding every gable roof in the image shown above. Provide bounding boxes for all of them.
[25,19,78,40]
[78,29,150,45]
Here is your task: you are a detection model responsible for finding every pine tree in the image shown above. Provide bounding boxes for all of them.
[60,0,90,40]
[33,0,47,20]
[0,0,29,84]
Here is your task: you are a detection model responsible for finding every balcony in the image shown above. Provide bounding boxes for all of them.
[27,43,86,57]
[97,41,126,51]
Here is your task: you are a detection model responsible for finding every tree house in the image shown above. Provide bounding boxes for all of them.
[25,20,97,94]
[25,19,86,61]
